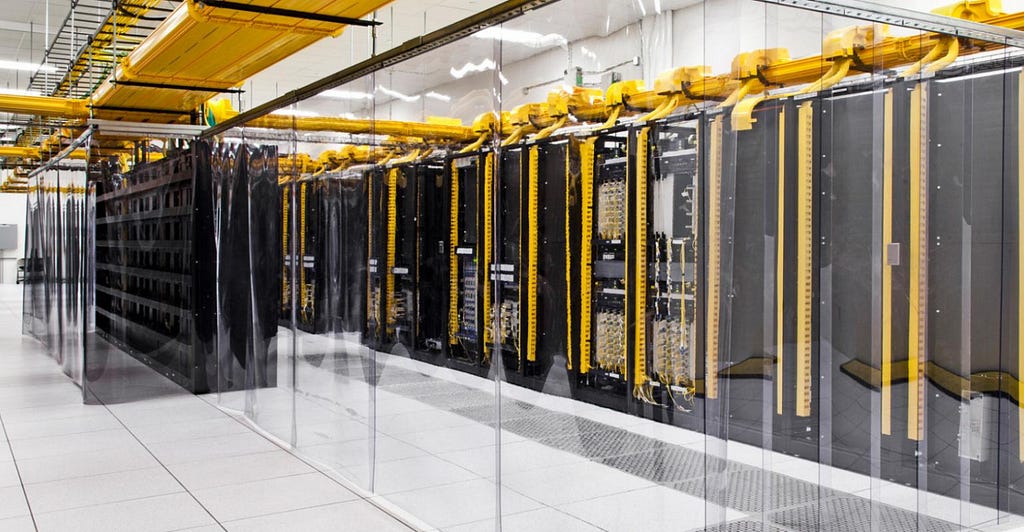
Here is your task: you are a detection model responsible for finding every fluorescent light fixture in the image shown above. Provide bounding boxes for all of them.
[425,91,451,103]
[654,0,662,14]
[320,89,373,100]
[377,86,420,103]
[498,72,509,86]
[0,60,56,73]
[450,58,497,79]
[473,27,567,48]
[638,0,647,16]
[0,88,40,96]
[270,109,320,118]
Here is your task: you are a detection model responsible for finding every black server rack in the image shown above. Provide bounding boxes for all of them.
[93,144,217,393]
[575,127,631,411]
[280,179,323,333]
[365,165,387,350]
[410,161,449,363]
[447,151,489,374]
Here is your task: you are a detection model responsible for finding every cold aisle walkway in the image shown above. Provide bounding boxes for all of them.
[0,285,412,532]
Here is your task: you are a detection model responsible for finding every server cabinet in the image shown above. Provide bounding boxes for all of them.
[448,151,489,374]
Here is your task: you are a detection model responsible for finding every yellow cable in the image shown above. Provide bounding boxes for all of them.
[449,159,460,345]
[385,168,398,332]
[633,127,651,397]
[460,133,489,154]
[600,106,621,130]
[300,182,309,317]
[796,101,814,418]
[882,89,894,436]
[776,108,786,416]
[282,185,289,311]
[482,153,494,362]
[580,138,596,374]
[526,145,540,362]
[565,145,573,371]
[924,37,960,74]
[706,117,723,400]
[908,83,928,441]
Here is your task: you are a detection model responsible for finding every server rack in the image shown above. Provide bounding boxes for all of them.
[280,179,323,333]
[93,144,217,393]
[447,151,489,374]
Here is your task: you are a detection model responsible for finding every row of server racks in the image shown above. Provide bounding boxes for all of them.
[281,64,1024,510]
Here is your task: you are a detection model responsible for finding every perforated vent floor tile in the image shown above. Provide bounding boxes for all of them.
[704,519,792,532]
[767,495,959,532]
[599,445,724,484]
[672,467,836,513]
[538,428,667,459]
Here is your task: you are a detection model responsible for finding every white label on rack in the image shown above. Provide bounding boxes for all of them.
[369,266,377,273]
[456,247,474,255]
[672,238,685,245]
[499,274,514,282]
[455,157,475,168]
[603,288,626,295]
[393,267,409,274]
[609,239,622,244]
[369,259,378,266]
[500,264,515,272]
[602,253,616,261]
[607,372,621,379]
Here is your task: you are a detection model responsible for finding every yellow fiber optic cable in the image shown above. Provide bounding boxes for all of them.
[908,83,928,441]
[882,89,894,436]
[483,153,495,361]
[449,159,460,345]
[526,146,540,363]
[634,127,651,397]
[706,117,723,400]
[776,108,786,416]
[580,138,596,375]
[796,101,814,418]
[385,168,398,332]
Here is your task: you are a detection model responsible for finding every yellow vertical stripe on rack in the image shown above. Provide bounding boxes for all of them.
[908,83,928,442]
[527,146,540,362]
[776,108,786,416]
[482,153,494,361]
[449,160,460,345]
[385,168,398,331]
[300,183,309,314]
[367,173,375,333]
[282,185,289,311]
[882,89,894,436]
[707,117,723,400]
[796,101,814,418]
[565,148,574,371]
[1019,70,1024,461]
[580,138,596,374]
[634,127,651,390]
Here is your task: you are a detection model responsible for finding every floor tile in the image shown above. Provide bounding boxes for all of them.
[16,444,160,485]
[166,450,314,491]
[223,500,412,532]
[24,467,183,514]
[395,424,500,454]
[146,432,279,465]
[560,484,745,530]
[0,459,21,488]
[0,485,30,519]
[192,472,357,522]
[446,507,604,532]
[3,411,123,441]
[128,416,251,445]
[381,478,541,529]
[8,428,142,460]
[0,515,35,532]
[370,454,481,495]
[33,492,216,532]
[501,461,655,506]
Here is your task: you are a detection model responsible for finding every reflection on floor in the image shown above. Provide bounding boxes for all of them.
[239,329,1024,532]
[0,285,413,532]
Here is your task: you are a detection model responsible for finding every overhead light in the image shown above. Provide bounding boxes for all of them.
[0,60,56,73]
[654,0,662,14]
[451,58,497,79]
[637,0,647,16]
[0,88,41,97]
[320,89,373,100]
[270,109,319,118]
[378,86,420,103]
[425,91,451,103]
[473,27,567,48]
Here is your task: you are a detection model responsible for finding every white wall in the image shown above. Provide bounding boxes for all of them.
[0,193,26,285]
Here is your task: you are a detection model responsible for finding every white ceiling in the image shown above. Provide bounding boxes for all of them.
[0,0,72,94]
